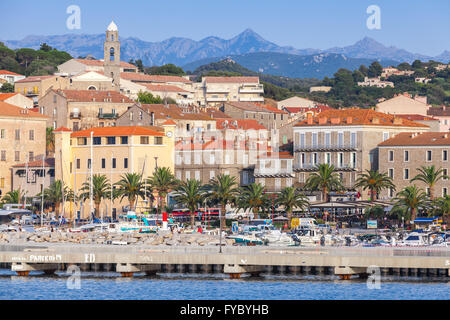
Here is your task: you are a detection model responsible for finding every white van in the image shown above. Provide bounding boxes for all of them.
[297,218,318,229]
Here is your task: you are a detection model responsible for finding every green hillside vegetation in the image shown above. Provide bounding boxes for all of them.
[144,63,186,76]
[0,42,72,76]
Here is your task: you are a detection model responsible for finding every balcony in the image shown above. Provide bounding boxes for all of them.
[70,112,81,119]
[294,163,357,172]
[295,144,358,152]
[239,85,264,93]
[254,168,294,178]
[206,88,230,93]
[239,96,264,102]
[98,112,118,119]
[206,96,228,102]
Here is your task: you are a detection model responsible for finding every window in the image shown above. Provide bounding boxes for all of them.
[0,129,4,139]
[154,136,163,145]
[389,188,394,198]
[443,169,448,180]
[325,153,331,165]
[121,136,128,144]
[312,153,318,165]
[28,152,34,162]
[29,130,34,141]
[275,178,281,190]
[404,150,409,162]
[0,178,4,188]
[124,158,128,169]
[210,153,215,164]
[312,133,318,147]
[388,168,394,179]
[93,137,102,145]
[426,150,432,161]
[186,124,191,131]
[195,171,200,180]
[112,158,116,169]
[299,153,305,168]
[76,159,80,169]
[176,171,181,180]
[1,150,6,161]
[78,137,87,145]
[209,170,215,180]
[15,151,20,161]
[350,132,357,147]
[15,129,20,140]
[300,133,305,148]
[87,159,91,169]
[404,168,409,180]
[338,153,344,167]
[443,188,448,197]
[324,132,331,147]
[351,153,356,168]
[389,150,394,162]
[106,137,116,145]
[383,132,389,141]
[338,132,344,147]
[443,150,448,161]
[140,136,149,144]
[139,111,143,120]
[185,171,190,180]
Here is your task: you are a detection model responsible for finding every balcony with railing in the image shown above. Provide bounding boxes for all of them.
[239,84,264,93]
[70,112,82,119]
[294,163,357,172]
[98,112,118,119]
[206,96,228,102]
[254,168,294,178]
[295,144,358,152]
[239,96,265,102]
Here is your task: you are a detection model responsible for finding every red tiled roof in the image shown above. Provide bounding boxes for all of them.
[203,108,231,118]
[215,118,267,130]
[0,70,23,76]
[258,104,288,114]
[283,105,332,114]
[54,127,72,132]
[0,101,48,118]
[140,104,213,121]
[57,89,134,103]
[204,76,259,83]
[161,119,177,126]
[294,108,429,128]
[396,114,436,121]
[0,93,18,101]
[15,75,55,83]
[258,152,293,159]
[74,59,137,69]
[226,101,271,113]
[13,158,55,168]
[71,126,164,138]
[120,73,191,83]
[378,132,450,147]
[427,106,450,117]
[143,84,188,93]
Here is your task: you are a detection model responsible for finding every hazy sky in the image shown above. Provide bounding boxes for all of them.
[0,0,449,56]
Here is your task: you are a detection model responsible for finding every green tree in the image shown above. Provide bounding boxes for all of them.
[431,196,450,225]
[39,43,53,52]
[79,174,111,218]
[147,167,178,214]
[0,83,14,93]
[137,91,164,104]
[275,187,309,230]
[206,174,240,226]
[114,173,146,211]
[358,64,369,76]
[237,183,267,219]
[305,164,344,202]
[410,165,448,200]
[173,179,206,228]
[39,180,72,216]
[1,188,26,204]
[354,170,395,203]
[393,185,428,224]
[46,127,55,156]
[368,61,383,78]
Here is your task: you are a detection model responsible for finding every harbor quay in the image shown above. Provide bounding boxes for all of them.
[0,243,449,279]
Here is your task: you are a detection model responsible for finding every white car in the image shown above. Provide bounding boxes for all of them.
[225,211,252,220]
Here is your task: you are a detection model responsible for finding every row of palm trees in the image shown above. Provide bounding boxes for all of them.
[2,164,449,228]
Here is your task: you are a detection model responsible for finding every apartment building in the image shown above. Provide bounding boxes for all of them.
[54,123,175,218]
[357,77,394,88]
[0,93,33,109]
[0,102,48,195]
[378,132,450,199]
[39,89,134,131]
[427,106,450,132]
[0,70,25,84]
[11,158,55,197]
[198,77,264,107]
[376,93,430,116]
[253,152,295,192]
[58,59,138,76]
[292,108,430,200]
[14,75,70,104]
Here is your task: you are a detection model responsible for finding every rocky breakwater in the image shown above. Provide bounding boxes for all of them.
[0,231,235,246]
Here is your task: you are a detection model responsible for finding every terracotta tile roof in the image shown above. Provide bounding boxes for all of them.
[378,132,450,147]
[0,101,48,118]
[204,108,231,118]
[15,75,55,83]
[120,73,191,83]
[215,118,267,130]
[257,104,288,114]
[0,93,18,101]
[294,108,429,128]
[74,59,137,69]
[226,101,272,113]
[142,84,188,93]
[204,76,259,83]
[0,70,23,76]
[71,126,164,138]
[57,89,134,103]
[140,104,213,121]
[161,119,177,126]
[427,106,450,117]
[13,158,55,168]
[176,139,270,152]
[54,127,72,132]
[258,151,293,159]
[396,114,436,121]
[284,105,332,114]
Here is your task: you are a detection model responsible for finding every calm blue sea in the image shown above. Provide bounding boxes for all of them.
[0,269,448,300]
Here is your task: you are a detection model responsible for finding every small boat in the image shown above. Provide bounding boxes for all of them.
[226,233,264,245]
[400,232,429,246]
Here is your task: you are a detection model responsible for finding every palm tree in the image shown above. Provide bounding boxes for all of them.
[276,187,309,230]
[206,174,240,226]
[431,195,450,225]
[305,164,343,202]
[237,183,267,220]
[39,180,71,216]
[410,165,448,200]
[173,179,206,228]
[393,185,428,224]
[1,188,26,204]
[147,167,178,214]
[79,174,111,218]
[354,170,395,207]
[46,127,55,156]
[115,173,146,212]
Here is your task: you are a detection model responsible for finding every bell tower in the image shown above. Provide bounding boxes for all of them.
[104,21,121,90]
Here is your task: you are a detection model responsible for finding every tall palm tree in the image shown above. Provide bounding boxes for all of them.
[276,187,309,230]
[147,167,178,214]
[114,173,145,212]
[354,170,395,204]
[39,180,71,216]
[79,174,111,218]
[46,127,55,156]
[393,185,428,224]
[237,183,267,220]
[173,179,206,228]
[305,164,343,202]
[431,195,450,225]
[206,174,240,226]
[411,165,448,200]
[1,188,26,204]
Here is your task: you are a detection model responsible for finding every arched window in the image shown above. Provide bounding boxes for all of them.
[110,47,115,61]
[111,34,114,41]
[88,86,97,90]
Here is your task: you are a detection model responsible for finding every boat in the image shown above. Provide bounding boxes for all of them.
[400,232,430,246]
[226,232,264,245]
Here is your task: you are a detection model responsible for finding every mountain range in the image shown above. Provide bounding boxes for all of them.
[3,29,449,79]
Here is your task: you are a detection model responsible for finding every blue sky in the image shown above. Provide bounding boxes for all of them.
[0,0,449,56]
